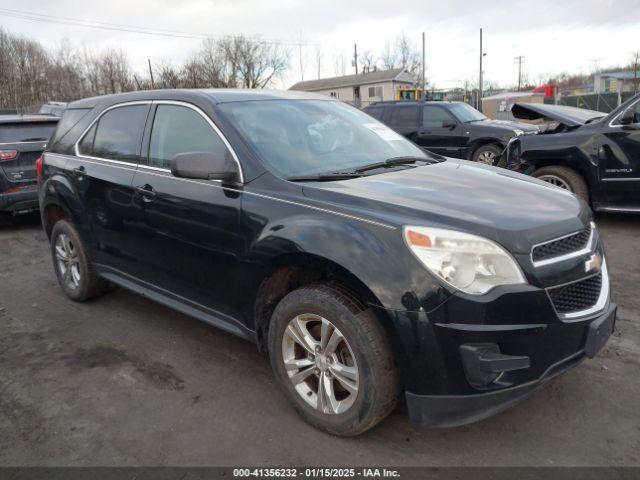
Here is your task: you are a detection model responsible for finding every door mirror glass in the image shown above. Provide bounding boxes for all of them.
[619,108,634,126]
[171,151,238,181]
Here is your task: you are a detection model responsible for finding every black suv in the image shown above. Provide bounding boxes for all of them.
[40,90,615,435]
[506,94,640,212]
[0,114,58,216]
[364,101,538,165]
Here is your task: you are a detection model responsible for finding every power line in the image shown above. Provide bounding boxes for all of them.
[0,7,319,47]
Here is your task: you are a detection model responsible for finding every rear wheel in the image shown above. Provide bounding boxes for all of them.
[472,144,503,166]
[531,165,589,202]
[50,219,109,301]
[268,284,400,436]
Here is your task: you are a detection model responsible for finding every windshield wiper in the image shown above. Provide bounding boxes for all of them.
[287,172,364,182]
[19,137,48,142]
[354,156,425,173]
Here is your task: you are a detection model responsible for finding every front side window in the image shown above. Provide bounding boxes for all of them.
[422,106,456,128]
[78,104,148,163]
[148,104,229,170]
[447,103,487,123]
[219,100,428,178]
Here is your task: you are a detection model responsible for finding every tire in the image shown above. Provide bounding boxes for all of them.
[471,144,503,166]
[268,283,400,436]
[50,219,109,302]
[531,165,589,203]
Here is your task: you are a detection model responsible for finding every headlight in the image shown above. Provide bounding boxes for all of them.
[404,226,526,295]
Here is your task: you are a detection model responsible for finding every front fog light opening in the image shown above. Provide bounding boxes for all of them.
[460,343,530,388]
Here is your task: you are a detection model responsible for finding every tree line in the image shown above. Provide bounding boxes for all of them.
[0,28,290,110]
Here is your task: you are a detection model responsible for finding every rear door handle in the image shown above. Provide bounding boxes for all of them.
[135,184,157,202]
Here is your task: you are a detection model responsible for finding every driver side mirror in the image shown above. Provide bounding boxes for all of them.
[171,151,239,182]
[619,108,636,126]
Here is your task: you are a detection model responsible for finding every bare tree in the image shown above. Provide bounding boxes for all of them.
[359,50,375,73]
[314,46,323,79]
[631,51,640,93]
[379,40,397,70]
[332,53,346,77]
[395,32,420,75]
[295,32,308,81]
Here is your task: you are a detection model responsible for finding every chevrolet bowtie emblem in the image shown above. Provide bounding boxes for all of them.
[585,253,603,273]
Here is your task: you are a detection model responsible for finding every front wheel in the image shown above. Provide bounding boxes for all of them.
[531,165,589,203]
[472,144,503,166]
[268,284,400,436]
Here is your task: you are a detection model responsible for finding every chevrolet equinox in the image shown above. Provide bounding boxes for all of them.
[39,90,616,436]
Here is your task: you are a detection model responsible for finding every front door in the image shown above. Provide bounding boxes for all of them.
[72,102,151,274]
[414,105,467,157]
[130,102,243,321]
[599,98,640,205]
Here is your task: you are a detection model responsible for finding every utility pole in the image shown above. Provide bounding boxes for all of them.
[148,58,155,89]
[353,44,359,75]
[515,55,525,91]
[421,32,426,99]
[478,28,484,111]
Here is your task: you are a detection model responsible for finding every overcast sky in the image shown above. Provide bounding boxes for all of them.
[1,0,639,89]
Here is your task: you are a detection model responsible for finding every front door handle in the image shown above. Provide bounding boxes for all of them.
[72,166,85,180]
[135,184,157,202]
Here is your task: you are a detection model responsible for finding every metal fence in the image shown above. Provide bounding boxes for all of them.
[544,92,636,113]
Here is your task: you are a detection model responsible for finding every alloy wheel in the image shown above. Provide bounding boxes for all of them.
[55,233,81,290]
[477,150,497,165]
[282,313,359,415]
[537,174,572,191]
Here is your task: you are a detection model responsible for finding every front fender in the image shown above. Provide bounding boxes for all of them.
[241,211,449,314]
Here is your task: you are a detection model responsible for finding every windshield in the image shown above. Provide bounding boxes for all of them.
[448,103,487,123]
[0,123,57,143]
[219,100,429,178]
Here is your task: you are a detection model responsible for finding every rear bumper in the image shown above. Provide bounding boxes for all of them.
[0,185,39,213]
[403,302,616,427]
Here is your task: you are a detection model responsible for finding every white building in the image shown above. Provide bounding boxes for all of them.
[289,68,417,107]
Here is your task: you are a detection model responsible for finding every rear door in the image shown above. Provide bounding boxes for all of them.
[129,102,243,320]
[0,121,57,188]
[598,98,640,205]
[386,104,421,139]
[414,105,466,157]
[71,102,151,273]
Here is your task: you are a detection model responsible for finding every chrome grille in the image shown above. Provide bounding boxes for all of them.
[532,225,592,264]
[548,273,602,314]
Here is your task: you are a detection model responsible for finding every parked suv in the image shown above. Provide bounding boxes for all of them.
[40,90,615,435]
[1,114,59,217]
[506,94,640,212]
[364,101,538,164]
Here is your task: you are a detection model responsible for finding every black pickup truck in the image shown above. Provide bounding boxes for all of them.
[505,93,640,212]
[0,114,59,217]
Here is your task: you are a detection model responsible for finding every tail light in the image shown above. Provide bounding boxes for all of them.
[36,155,44,179]
[0,150,17,161]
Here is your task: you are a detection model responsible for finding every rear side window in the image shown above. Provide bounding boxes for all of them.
[387,106,420,127]
[422,106,456,128]
[0,123,57,143]
[78,105,148,163]
[365,106,384,120]
[148,104,229,170]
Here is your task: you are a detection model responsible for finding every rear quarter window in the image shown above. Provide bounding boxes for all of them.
[49,109,91,146]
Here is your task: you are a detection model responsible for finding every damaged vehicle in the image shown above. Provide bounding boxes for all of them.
[505,93,640,212]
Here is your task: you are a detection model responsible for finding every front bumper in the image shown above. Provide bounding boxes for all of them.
[376,297,616,428]
[0,184,39,213]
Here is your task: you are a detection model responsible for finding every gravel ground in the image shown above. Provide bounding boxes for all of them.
[0,212,638,467]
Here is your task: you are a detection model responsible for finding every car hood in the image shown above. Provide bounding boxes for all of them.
[302,159,590,254]
[474,118,539,133]
[511,103,605,128]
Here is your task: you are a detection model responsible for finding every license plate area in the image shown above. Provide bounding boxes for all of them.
[585,307,616,358]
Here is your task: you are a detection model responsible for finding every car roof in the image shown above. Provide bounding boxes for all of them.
[0,114,60,124]
[67,89,334,109]
[366,101,462,108]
